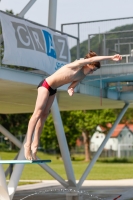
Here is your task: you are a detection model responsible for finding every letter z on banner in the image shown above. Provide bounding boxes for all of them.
[0,11,71,75]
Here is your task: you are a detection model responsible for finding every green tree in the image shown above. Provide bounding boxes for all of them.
[71,109,117,161]
[40,109,117,161]
[61,111,81,152]
[40,114,59,154]
[40,111,80,155]
[115,108,133,124]
[5,9,14,15]
[0,114,30,149]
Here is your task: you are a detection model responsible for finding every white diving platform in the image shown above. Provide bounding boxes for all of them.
[0,160,51,164]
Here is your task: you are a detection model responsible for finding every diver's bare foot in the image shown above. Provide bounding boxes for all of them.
[31,143,38,160]
[24,143,33,160]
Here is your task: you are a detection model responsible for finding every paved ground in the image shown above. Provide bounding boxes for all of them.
[12,180,133,200]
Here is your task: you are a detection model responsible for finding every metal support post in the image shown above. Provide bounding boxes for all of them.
[47,0,75,186]
[77,103,129,190]
[8,141,25,200]
[118,39,120,53]
[18,0,37,18]
[66,192,80,200]
[103,34,106,64]
[77,23,80,59]
[118,144,121,158]
[77,38,80,60]
[39,162,68,188]
[88,35,90,52]
[5,154,18,178]
[9,164,13,179]
[0,163,10,200]
[51,98,76,187]
[48,0,57,29]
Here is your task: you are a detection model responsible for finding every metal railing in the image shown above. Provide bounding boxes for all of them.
[87,30,133,64]
[118,144,133,158]
[61,16,133,59]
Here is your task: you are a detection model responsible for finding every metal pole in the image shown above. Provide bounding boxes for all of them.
[88,35,90,52]
[9,164,13,179]
[103,34,106,64]
[8,142,25,200]
[118,39,120,53]
[18,0,37,18]
[48,0,76,187]
[77,38,80,60]
[118,144,121,158]
[0,163,10,200]
[61,24,63,32]
[77,23,80,59]
[51,98,76,187]
[39,162,68,188]
[5,154,18,178]
[77,103,129,190]
[48,0,57,29]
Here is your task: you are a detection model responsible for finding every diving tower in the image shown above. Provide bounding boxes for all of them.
[0,1,133,200]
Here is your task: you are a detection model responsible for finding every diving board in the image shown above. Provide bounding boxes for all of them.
[0,160,51,164]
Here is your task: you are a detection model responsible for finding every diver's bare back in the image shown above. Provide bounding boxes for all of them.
[46,61,85,89]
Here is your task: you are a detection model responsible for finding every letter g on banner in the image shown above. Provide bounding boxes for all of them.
[12,22,34,50]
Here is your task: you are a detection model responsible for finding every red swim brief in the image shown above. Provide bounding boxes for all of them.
[37,79,57,96]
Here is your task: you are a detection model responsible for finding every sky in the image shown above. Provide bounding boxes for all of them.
[0,0,133,31]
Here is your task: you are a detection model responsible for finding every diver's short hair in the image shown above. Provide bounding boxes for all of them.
[84,50,101,69]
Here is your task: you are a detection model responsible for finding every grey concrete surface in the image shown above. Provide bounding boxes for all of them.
[12,180,133,200]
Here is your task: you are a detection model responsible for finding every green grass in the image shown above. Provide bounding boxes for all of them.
[1,151,133,181]
[18,182,39,186]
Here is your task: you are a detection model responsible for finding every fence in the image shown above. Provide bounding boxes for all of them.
[61,16,133,45]
[71,144,133,158]
[61,16,133,60]
[88,30,133,64]
[118,144,133,158]
[1,135,133,158]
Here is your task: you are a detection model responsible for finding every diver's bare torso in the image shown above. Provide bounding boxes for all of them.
[46,62,86,89]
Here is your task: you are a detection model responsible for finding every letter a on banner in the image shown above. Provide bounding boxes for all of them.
[42,30,56,59]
